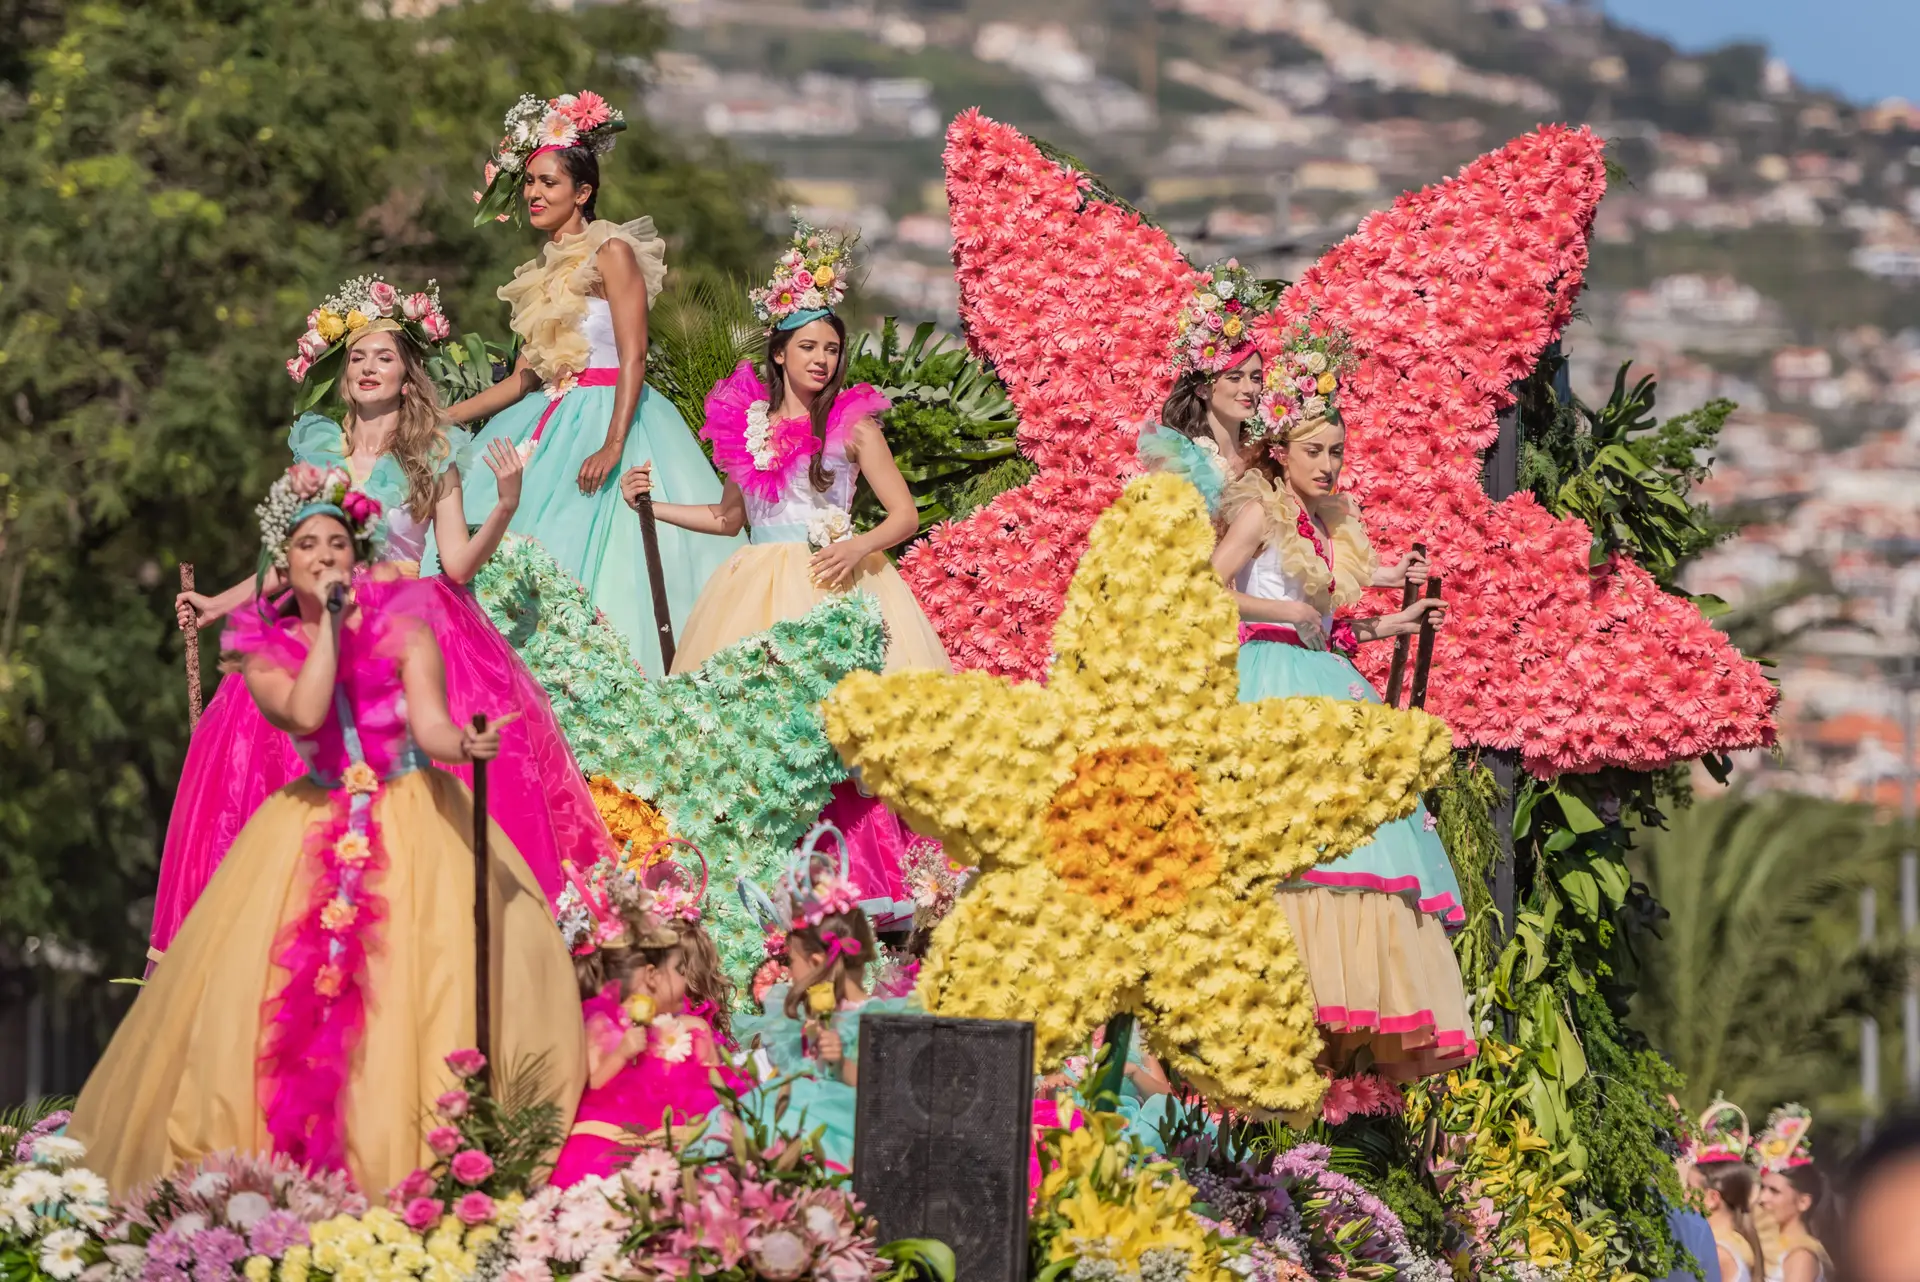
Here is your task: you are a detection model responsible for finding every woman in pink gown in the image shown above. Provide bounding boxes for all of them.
[156,282,609,963]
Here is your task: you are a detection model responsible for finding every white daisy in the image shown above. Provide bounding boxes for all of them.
[40,1228,88,1281]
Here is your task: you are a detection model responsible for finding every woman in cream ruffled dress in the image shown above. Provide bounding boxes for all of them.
[72,468,583,1195]
[447,90,738,671]
[1211,321,1472,1080]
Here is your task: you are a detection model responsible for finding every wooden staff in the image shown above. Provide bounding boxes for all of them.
[1409,576,1443,711]
[634,495,677,675]
[1383,542,1425,709]
[179,564,204,730]
[470,712,493,1091]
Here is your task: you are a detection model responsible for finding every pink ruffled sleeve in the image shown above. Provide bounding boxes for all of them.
[584,986,627,1058]
[220,602,308,674]
[700,360,772,480]
[825,383,891,453]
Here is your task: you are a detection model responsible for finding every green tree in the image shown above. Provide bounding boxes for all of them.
[0,0,773,986]
[1627,791,1908,1123]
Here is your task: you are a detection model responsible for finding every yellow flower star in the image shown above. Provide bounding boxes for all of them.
[824,473,1453,1112]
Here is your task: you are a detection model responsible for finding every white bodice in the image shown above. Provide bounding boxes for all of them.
[1237,545,1333,632]
[382,506,430,562]
[744,436,858,534]
[582,297,618,368]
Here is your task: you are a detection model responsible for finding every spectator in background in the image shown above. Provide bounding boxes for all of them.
[1840,1113,1920,1282]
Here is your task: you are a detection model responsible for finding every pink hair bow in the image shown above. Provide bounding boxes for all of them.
[819,930,861,964]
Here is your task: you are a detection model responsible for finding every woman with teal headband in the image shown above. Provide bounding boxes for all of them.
[444,89,739,672]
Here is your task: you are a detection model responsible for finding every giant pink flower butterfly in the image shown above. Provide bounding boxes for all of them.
[900,110,1775,776]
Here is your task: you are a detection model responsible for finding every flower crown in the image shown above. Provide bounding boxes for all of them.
[1170,259,1276,378]
[628,837,709,924]
[1683,1096,1751,1167]
[255,464,386,570]
[289,276,452,413]
[751,216,857,330]
[1754,1103,1814,1173]
[735,822,865,934]
[554,851,682,957]
[1249,317,1356,443]
[472,91,627,227]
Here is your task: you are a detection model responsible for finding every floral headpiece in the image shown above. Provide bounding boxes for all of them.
[554,854,678,957]
[472,91,627,227]
[1170,259,1276,378]
[1249,317,1355,443]
[735,822,863,934]
[1683,1097,1751,1167]
[751,215,857,331]
[1754,1104,1814,1172]
[288,276,452,413]
[255,464,385,570]
[626,837,709,924]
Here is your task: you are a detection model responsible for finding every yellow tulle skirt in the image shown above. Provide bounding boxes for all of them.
[670,542,952,675]
[70,769,585,1195]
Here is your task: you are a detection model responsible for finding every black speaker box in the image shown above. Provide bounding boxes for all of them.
[852,1014,1034,1282]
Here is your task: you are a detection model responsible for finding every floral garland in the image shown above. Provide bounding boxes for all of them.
[826,474,1454,1112]
[1247,318,1354,442]
[255,464,384,570]
[470,536,888,980]
[908,110,1774,775]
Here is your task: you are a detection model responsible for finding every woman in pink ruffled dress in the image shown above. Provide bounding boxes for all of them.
[619,222,947,926]
[159,279,608,963]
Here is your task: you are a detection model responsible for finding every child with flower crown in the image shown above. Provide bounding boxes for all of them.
[1210,318,1470,1081]
[729,826,913,1171]
[449,90,740,672]
[73,467,584,1196]
[157,276,611,967]
[1754,1106,1829,1282]
[549,846,732,1187]
[621,218,950,925]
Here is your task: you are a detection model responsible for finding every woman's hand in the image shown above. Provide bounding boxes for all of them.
[1391,597,1447,637]
[175,591,225,631]
[1274,600,1327,650]
[314,566,353,626]
[809,540,865,591]
[620,463,653,511]
[458,711,519,763]
[620,1021,650,1062]
[815,1027,844,1065]
[578,442,624,494]
[485,438,524,513]
[1376,547,1429,589]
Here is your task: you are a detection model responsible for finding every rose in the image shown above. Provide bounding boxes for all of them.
[367,281,398,315]
[403,293,435,322]
[454,1192,496,1226]
[402,1198,445,1232]
[426,1126,463,1157]
[445,1048,488,1078]
[315,311,346,342]
[814,265,835,288]
[792,268,815,291]
[298,330,328,360]
[435,1090,471,1119]
[334,832,371,866]
[1316,371,1337,393]
[344,309,370,332]
[286,356,311,383]
[450,1150,495,1185]
[1303,350,1328,374]
[422,312,452,341]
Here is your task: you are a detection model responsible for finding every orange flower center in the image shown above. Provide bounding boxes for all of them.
[1042,744,1218,922]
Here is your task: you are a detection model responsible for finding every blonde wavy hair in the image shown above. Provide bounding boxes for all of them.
[1222,415,1375,614]
[341,327,451,523]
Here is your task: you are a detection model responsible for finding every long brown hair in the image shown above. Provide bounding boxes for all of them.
[764,314,850,494]
[1160,370,1213,440]
[781,908,875,1021]
[674,918,735,1044]
[341,329,450,523]
[1699,1161,1765,1273]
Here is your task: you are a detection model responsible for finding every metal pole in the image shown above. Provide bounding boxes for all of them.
[471,714,492,1093]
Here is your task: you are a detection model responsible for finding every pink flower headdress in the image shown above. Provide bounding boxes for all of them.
[1170,258,1276,378]
[255,464,385,570]
[553,854,676,957]
[750,214,858,330]
[1248,316,1356,444]
[288,276,453,413]
[735,822,864,938]
[1682,1096,1752,1168]
[1754,1104,1814,1172]
[627,836,710,923]
[472,90,628,227]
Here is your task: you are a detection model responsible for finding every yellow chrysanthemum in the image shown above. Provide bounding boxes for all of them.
[824,473,1453,1112]
[588,775,673,855]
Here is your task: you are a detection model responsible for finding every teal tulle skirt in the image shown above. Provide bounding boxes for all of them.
[437,383,742,676]
[1238,640,1463,925]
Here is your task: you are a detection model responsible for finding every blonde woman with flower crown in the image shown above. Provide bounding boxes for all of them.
[1210,321,1471,1080]
[447,90,739,672]
[620,222,950,925]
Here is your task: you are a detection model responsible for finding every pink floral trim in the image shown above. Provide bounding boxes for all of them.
[1296,870,1464,925]
[256,782,389,1174]
[700,360,890,502]
[1295,506,1335,582]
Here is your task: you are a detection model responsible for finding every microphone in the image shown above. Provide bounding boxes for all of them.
[326,582,347,615]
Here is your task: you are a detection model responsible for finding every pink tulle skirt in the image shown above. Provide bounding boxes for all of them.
[821,781,923,931]
[149,576,605,958]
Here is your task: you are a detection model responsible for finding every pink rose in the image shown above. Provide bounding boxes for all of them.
[402,292,435,322]
[341,491,382,524]
[298,330,328,360]
[390,1168,436,1203]
[368,281,398,314]
[454,1192,495,1226]
[1204,311,1223,331]
[402,1197,445,1232]
[426,1126,463,1157]
[1295,374,1317,394]
[286,463,326,494]
[450,1150,494,1185]
[306,308,323,329]
[434,1089,470,1119]
[286,356,310,383]
[422,312,452,341]
[792,268,815,291]
[445,1048,488,1078]
[483,161,498,186]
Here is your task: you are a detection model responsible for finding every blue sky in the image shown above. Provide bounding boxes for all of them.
[1602,0,1920,105]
